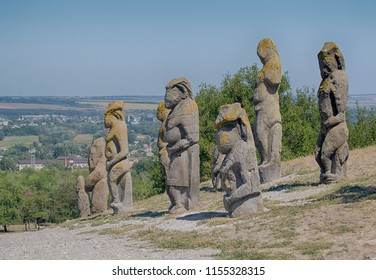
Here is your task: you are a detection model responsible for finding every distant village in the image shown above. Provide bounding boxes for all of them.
[0,108,159,171]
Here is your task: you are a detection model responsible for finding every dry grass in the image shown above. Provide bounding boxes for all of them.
[58,145,376,259]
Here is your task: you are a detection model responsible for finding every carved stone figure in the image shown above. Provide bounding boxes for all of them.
[104,101,132,214]
[76,176,91,217]
[254,38,282,183]
[85,137,109,214]
[316,42,349,184]
[156,101,171,176]
[211,145,225,190]
[215,103,264,217]
[163,77,200,214]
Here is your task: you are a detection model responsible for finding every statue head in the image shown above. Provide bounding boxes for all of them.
[76,175,85,192]
[318,42,345,78]
[156,101,171,122]
[257,38,279,64]
[215,103,251,154]
[104,101,125,128]
[164,77,193,109]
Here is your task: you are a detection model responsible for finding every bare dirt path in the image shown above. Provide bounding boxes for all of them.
[0,223,218,260]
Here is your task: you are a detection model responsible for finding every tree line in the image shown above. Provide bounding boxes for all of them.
[2,64,376,230]
[196,64,376,179]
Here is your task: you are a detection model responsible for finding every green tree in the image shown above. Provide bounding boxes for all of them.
[196,64,292,180]
[0,173,23,232]
[0,157,16,172]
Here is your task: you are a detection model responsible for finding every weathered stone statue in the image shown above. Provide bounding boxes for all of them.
[211,145,225,190]
[104,101,132,214]
[216,103,264,217]
[163,78,200,214]
[85,137,109,214]
[316,42,349,184]
[76,175,91,217]
[254,38,282,183]
[156,101,171,176]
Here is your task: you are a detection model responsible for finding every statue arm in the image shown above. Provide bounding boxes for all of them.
[167,116,199,154]
[263,63,281,89]
[106,124,129,170]
[324,74,348,128]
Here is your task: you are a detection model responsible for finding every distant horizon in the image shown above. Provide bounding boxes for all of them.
[1,0,375,97]
[0,92,376,98]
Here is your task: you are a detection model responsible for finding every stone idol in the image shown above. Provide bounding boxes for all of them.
[316,42,349,184]
[156,101,171,177]
[215,103,264,217]
[77,175,91,217]
[163,77,200,214]
[104,101,133,214]
[85,137,109,214]
[76,137,109,217]
[254,38,282,183]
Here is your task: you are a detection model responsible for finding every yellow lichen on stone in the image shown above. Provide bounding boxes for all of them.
[156,101,170,122]
[219,132,230,147]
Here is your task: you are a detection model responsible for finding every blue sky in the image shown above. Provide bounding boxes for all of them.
[0,0,375,96]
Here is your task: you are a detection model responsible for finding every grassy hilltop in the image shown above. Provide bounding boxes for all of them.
[61,145,376,260]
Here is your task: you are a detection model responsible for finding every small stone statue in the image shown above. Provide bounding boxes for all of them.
[76,175,91,217]
[215,103,264,217]
[254,38,282,183]
[85,137,109,214]
[104,101,132,214]
[156,101,171,176]
[316,42,349,184]
[163,77,200,214]
[211,145,225,190]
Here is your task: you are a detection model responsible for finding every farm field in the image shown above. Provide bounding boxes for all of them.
[78,101,158,110]
[0,136,39,148]
[73,134,94,144]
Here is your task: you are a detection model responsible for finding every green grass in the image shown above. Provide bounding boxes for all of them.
[294,241,332,257]
[0,135,39,148]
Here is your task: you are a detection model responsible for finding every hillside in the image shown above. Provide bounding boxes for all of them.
[1,145,376,260]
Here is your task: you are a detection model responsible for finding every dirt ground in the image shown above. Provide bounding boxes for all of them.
[1,146,375,260]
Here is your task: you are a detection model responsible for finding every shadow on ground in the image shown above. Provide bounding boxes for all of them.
[326,185,376,203]
[177,212,228,221]
[267,181,321,192]
[131,211,167,218]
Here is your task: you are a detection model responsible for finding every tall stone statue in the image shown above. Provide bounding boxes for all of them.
[156,101,171,176]
[215,103,264,217]
[163,77,200,214]
[104,101,132,214]
[254,38,282,183]
[316,42,349,184]
[85,137,109,214]
[77,176,91,218]
[211,145,225,190]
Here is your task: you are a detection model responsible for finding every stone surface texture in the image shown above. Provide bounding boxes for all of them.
[215,103,264,217]
[316,42,349,184]
[104,101,132,214]
[76,175,91,217]
[211,145,225,190]
[163,77,200,214]
[156,101,171,176]
[254,38,282,183]
[85,137,109,214]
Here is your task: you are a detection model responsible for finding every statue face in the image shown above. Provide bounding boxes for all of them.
[165,87,183,109]
[318,43,344,78]
[216,122,240,154]
[318,51,337,78]
[104,113,114,128]
[257,39,277,64]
